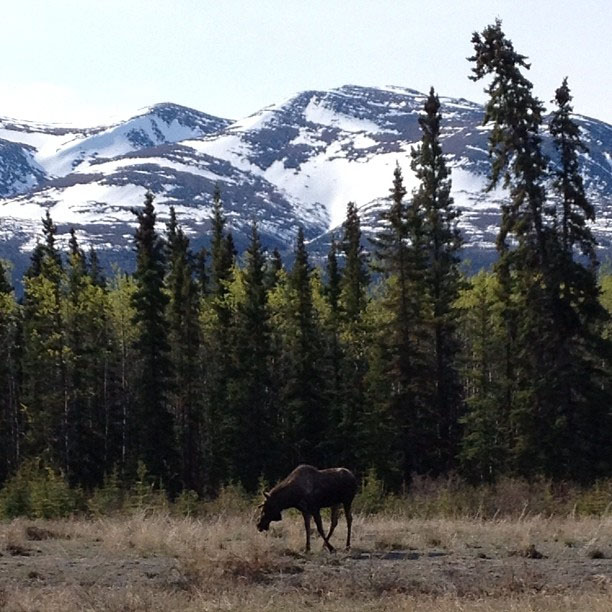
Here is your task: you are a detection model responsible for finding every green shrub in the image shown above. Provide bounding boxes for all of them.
[575,480,612,516]
[124,461,168,514]
[0,460,77,519]
[354,468,387,515]
[173,489,200,517]
[202,482,252,516]
[87,468,124,516]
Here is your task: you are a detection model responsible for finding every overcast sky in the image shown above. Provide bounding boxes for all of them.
[1,0,610,125]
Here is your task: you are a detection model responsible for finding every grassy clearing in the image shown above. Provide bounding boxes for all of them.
[0,509,610,611]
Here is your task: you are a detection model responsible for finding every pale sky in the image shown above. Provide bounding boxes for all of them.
[1,0,610,125]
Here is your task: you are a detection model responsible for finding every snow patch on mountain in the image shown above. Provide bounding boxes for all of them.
[303,97,381,133]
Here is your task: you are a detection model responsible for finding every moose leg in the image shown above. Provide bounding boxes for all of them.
[343,502,353,549]
[302,513,312,552]
[313,510,334,552]
[326,505,340,541]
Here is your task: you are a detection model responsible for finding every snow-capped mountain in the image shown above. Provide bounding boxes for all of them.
[1,85,611,282]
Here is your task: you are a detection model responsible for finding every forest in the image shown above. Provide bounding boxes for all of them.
[0,21,611,505]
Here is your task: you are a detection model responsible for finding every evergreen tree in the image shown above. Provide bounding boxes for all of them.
[341,202,369,320]
[194,247,209,297]
[336,204,370,468]
[41,209,63,272]
[0,258,11,293]
[228,223,274,490]
[65,229,89,485]
[470,21,549,267]
[0,261,21,486]
[131,193,177,489]
[322,236,345,464]
[549,78,597,269]
[358,300,401,484]
[545,78,612,479]
[203,189,235,491]
[210,185,234,300]
[166,207,205,492]
[264,248,283,291]
[469,21,611,479]
[21,213,67,472]
[65,231,115,488]
[282,228,326,465]
[107,271,139,477]
[457,273,509,481]
[369,165,429,479]
[87,245,106,288]
[470,21,554,476]
[410,88,464,472]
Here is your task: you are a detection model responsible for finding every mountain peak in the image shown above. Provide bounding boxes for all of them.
[1,84,611,287]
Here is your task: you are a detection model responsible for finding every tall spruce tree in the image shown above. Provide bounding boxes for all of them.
[283,227,326,465]
[469,21,610,479]
[458,272,510,481]
[131,193,177,489]
[0,260,20,485]
[228,223,274,490]
[166,207,204,492]
[65,231,114,488]
[368,165,424,479]
[336,203,370,468]
[410,88,464,472]
[322,235,346,464]
[341,202,369,320]
[546,79,612,479]
[21,212,68,471]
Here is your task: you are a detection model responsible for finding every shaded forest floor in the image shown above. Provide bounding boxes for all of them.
[0,512,611,611]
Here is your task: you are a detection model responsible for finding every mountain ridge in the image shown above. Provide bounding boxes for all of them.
[1,84,611,284]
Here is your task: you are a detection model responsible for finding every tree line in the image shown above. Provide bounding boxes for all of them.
[1,22,611,496]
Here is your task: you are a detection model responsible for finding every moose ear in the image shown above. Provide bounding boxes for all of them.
[264,491,270,499]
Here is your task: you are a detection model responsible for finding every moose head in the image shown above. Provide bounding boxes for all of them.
[256,491,282,532]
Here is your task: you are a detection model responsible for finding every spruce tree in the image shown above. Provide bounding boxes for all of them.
[322,236,345,464]
[410,88,464,472]
[546,78,612,479]
[228,223,274,490]
[284,227,326,465]
[470,21,552,476]
[131,193,177,489]
[469,21,610,479]
[87,245,106,288]
[166,207,205,492]
[458,272,510,481]
[336,204,370,468]
[264,248,283,291]
[0,261,20,486]
[0,258,11,293]
[203,189,235,491]
[341,202,369,320]
[65,230,114,488]
[21,213,67,472]
[369,165,428,478]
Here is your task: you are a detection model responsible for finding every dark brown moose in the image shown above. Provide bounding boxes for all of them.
[256,464,358,552]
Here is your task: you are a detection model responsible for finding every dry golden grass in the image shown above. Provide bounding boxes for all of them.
[0,510,610,611]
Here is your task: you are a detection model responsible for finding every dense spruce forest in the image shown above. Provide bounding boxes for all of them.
[0,22,611,503]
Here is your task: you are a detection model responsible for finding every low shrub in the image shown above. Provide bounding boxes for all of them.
[0,460,79,519]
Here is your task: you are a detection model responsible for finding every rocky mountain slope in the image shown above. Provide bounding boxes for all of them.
[1,85,611,280]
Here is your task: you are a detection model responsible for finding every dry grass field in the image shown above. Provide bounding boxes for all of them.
[0,508,611,611]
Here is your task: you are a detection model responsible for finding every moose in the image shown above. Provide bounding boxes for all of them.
[256,464,358,552]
